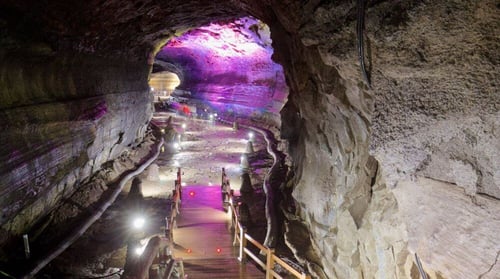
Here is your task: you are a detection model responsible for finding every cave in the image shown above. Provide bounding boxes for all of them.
[0,1,499,279]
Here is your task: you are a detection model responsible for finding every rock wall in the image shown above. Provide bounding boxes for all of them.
[0,52,152,256]
[271,0,499,278]
[155,17,288,125]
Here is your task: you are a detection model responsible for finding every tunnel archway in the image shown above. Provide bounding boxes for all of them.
[153,16,288,125]
[0,1,498,278]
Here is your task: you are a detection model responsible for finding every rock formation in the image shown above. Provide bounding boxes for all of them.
[156,16,288,124]
[0,0,498,278]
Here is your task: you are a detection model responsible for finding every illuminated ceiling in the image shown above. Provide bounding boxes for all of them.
[155,17,288,120]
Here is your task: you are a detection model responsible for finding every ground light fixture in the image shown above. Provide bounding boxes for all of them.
[132,216,146,230]
[248,132,254,141]
[182,123,187,129]
[135,245,146,256]
[240,154,250,169]
[173,142,180,150]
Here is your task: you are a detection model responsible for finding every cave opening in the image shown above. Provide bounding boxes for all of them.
[150,16,289,127]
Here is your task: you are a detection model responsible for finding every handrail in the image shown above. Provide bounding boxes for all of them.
[164,257,185,279]
[161,168,184,278]
[20,138,165,279]
[162,167,184,278]
[129,166,184,279]
[224,168,310,279]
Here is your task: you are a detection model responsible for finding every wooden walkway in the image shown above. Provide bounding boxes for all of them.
[173,185,264,278]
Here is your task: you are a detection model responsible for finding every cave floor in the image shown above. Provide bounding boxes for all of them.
[39,112,269,278]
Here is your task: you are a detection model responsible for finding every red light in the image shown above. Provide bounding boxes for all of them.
[186,248,192,253]
[216,248,222,253]
[189,191,195,197]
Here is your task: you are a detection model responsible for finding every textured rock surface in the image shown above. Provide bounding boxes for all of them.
[156,17,288,124]
[393,177,500,279]
[0,0,498,278]
[270,0,499,278]
[0,54,152,256]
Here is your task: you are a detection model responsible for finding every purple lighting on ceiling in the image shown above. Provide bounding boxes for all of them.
[157,17,288,119]
[165,17,272,58]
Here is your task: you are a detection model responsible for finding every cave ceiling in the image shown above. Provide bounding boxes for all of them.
[155,17,288,119]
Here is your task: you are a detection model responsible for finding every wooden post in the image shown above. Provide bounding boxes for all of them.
[178,260,185,278]
[238,227,247,263]
[176,167,182,200]
[233,227,238,246]
[266,248,275,279]
[221,167,225,188]
[233,219,239,246]
[232,202,238,241]
[165,216,170,238]
[177,167,181,185]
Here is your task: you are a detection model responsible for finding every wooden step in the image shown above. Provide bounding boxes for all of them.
[173,186,264,278]
[183,258,264,278]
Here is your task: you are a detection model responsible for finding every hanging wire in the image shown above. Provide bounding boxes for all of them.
[415,253,429,279]
[357,0,372,89]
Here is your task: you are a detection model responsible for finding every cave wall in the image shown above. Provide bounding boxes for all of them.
[270,0,499,278]
[0,52,152,256]
[0,0,243,257]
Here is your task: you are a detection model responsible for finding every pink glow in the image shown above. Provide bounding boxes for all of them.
[165,18,270,58]
[157,17,288,119]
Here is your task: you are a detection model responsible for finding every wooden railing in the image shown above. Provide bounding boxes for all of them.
[223,169,310,279]
[140,168,184,279]
[161,167,184,279]
[123,166,184,279]
[221,168,232,211]
[162,257,185,279]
